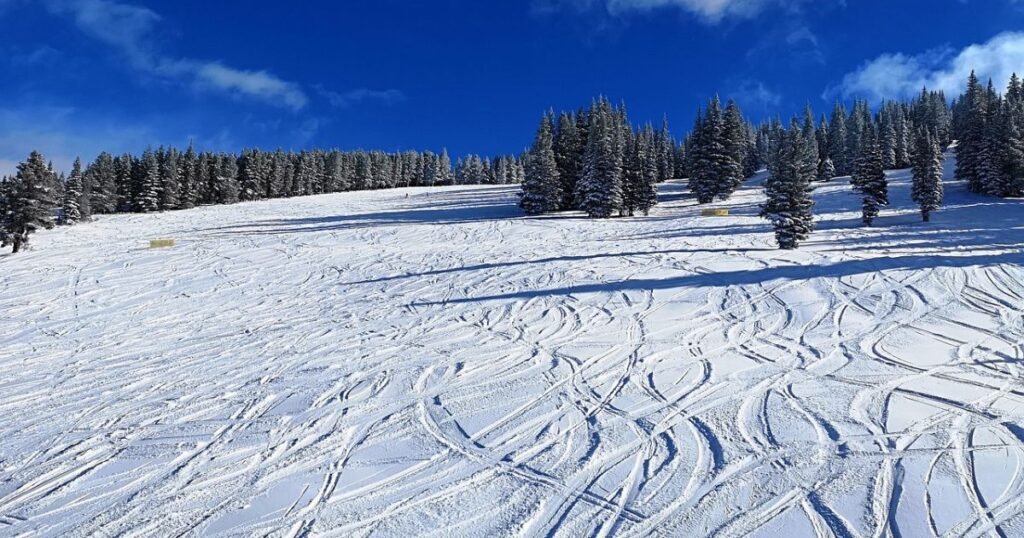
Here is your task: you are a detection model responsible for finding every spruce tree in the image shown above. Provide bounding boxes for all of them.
[828,103,849,175]
[553,112,581,210]
[721,99,747,195]
[2,151,59,253]
[957,71,987,193]
[818,158,836,183]
[577,99,623,218]
[637,128,659,215]
[855,128,888,226]
[519,111,561,215]
[761,120,815,250]
[63,157,86,224]
[159,147,181,209]
[911,129,944,222]
[137,148,161,212]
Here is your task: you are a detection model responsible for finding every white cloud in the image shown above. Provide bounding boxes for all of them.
[537,0,813,23]
[193,63,308,110]
[36,0,309,110]
[316,86,407,108]
[829,31,1024,102]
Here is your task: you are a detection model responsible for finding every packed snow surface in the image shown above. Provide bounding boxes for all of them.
[1,162,1023,537]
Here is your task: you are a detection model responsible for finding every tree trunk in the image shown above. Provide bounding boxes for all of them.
[12,234,23,253]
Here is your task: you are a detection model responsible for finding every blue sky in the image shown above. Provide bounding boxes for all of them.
[2,0,1024,174]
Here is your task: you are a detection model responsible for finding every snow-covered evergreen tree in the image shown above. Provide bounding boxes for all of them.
[137,148,161,213]
[818,158,836,183]
[63,157,87,224]
[761,120,815,250]
[911,129,944,222]
[553,112,581,210]
[828,102,849,175]
[519,112,561,215]
[159,147,181,209]
[2,151,59,253]
[855,128,888,226]
[577,99,623,218]
[957,71,987,193]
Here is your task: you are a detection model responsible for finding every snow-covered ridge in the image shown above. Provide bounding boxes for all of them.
[0,161,1022,536]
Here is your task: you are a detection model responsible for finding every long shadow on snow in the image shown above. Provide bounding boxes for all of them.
[415,251,1022,306]
[346,246,774,285]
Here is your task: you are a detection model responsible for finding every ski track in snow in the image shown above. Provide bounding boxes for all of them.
[0,159,1022,537]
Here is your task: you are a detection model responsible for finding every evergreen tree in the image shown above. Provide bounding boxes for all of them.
[818,158,836,183]
[159,147,181,209]
[828,103,849,175]
[86,152,118,214]
[577,99,623,218]
[180,144,199,209]
[63,157,87,224]
[721,100,747,193]
[855,127,888,226]
[957,71,987,193]
[911,129,944,222]
[519,112,561,215]
[553,112,581,210]
[137,148,161,212]
[761,120,815,250]
[2,151,59,253]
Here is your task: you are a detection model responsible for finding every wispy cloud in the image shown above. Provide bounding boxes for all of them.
[316,86,407,108]
[35,0,309,110]
[729,80,782,114]
[827,31,1024,102]
[535,0,819,23]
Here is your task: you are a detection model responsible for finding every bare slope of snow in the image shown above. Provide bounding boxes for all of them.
[1,160,1022,537]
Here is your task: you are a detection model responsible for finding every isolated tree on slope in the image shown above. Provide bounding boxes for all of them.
[761,120,815,250]
[855,128,888,226]
[2,151,59,253]
[63,157,87,224]
[519,111,561,215]
[911,129,944,222]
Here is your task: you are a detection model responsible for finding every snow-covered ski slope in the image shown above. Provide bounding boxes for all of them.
[1,159,1022,537]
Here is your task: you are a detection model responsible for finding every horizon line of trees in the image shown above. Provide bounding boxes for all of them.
[1,147,525,252]
[3,71,1022,253]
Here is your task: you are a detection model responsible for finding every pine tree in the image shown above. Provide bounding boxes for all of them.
[159,147,181,209]
[957,71,987,193]
[2,151,59,253]
[637,128,659,215]
[63,157,87,224]
[911,129,944,222]
[135,148,161,213]
[721,99,747,195]
[855,128,888,226]
[520,112,561,215]
[553,112,581,210]
[828,103,849,175]
[180,144,199,208]
[577,99,623,218]
[761,120,815,250]
[656,116,675,182]
[818,158,836,183]
[86,152,117,214]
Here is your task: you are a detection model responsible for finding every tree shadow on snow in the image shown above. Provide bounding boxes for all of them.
[415,251,1023,306]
